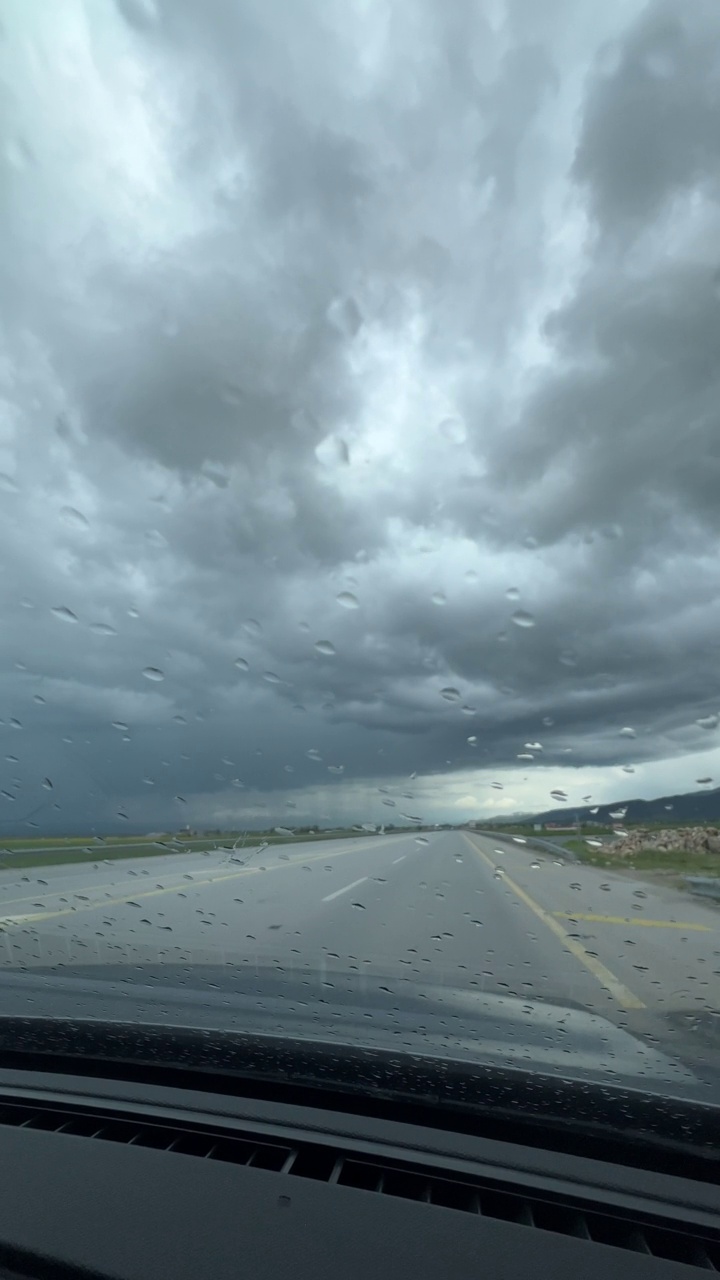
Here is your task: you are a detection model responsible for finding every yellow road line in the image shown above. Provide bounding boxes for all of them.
[554,911,710,931]
[0,835,406,930]
[462,834,645,1011]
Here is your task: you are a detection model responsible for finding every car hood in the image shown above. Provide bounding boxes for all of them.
[0,962,699,1095]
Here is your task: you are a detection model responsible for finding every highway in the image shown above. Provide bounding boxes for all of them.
[0,829,717,1082]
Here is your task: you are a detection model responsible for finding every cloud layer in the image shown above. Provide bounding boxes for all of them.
[2,0,720,833]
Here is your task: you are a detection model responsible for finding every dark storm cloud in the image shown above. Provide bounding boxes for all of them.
[1,0,719,832]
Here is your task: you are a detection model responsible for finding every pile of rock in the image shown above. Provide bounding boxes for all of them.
[610,826,720,857]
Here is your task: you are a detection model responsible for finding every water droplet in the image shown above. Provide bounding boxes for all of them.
[491,782,503,790]
[51,606,78,624]
[585,838,604,848]
[327,765,344,774]
[559,649,578,667]
[621,765,635,774]
[440,687,461,702]
[550,789,567,801]
[618,726,636,738]
[275,826,294,836]
[327,295,362,338]
[142,667,164,682]
[643,48,675,79]
[234,658,250,671]
[431,591,446,606]
[314,640,336,656]
[696,714,718,731]
[116,0,159,29]
[350,901,366,910]
[175,795,186,804]
[336,591,359,610]
[511,609,535,629]
[262,671,281,684]
[525,742,543,751]
[127,606,140,619]
[438,416,467,445]
[415,836,429,845]
[512,836,527,845]
[697,776,713,785]
[9,718,21,730]
[506,587,520,601]
[90,622,116,636]
[59,505,90,531]
[517,753,534,761]
[243,618,263,636]
[41,778,53,790]
[306,748,322,761]
[460,705,476,716]
[0,473,18,493]
[530,861,541,870]
[467,735,477,745]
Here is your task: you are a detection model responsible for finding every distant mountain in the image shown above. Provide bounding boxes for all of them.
[528,786,720,827]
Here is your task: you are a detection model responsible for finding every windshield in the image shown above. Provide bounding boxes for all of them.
[1,0,719,1112]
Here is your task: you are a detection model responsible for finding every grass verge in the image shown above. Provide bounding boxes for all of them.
[568,839,720,875]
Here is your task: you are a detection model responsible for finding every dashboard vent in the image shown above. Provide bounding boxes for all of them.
[3,1098,719,1272]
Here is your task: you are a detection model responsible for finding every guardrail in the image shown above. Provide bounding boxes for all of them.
[476,831,580,862]
[683,876,720,901]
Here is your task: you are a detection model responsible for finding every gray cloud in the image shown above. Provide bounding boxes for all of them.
[1,0,719,833]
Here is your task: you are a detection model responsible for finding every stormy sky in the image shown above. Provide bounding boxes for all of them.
[2,0,720,835]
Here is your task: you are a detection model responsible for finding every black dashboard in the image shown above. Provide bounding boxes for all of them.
[0,1022,717,1280]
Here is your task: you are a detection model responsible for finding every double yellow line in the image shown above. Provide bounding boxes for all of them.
[462,833,645,1010]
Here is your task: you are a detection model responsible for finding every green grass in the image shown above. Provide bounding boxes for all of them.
[569,839,720,875]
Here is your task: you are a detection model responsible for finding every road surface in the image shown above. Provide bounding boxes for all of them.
[0,829,717,1079]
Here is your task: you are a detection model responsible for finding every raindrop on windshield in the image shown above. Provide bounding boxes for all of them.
[90,622,117,636]
[59,506,90,531]
[0,473,19,493]
[440,687,461,702]
[438,416,467,445]
[618,726,636,738]
[559,649,578,667]
[511,609,535,628]
[431,591,446,605]
[275,826,294,837]
[415,836,429,845]
[116,0,159,28]
[327,295,363,338]
[506,587,520,601]
[336,591,359,609]
[697,776,713,785]
[262,671,281,684]
[142,667,164,682]
[314,640,336,656]
[51,606,78,624]
[127,606,140,619]
[41,778,53,790]
[234,657,250,671]
[243,619,263,636]
[696,714,719,731]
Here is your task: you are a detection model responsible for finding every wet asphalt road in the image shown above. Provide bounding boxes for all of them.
[0,829,717,1073]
